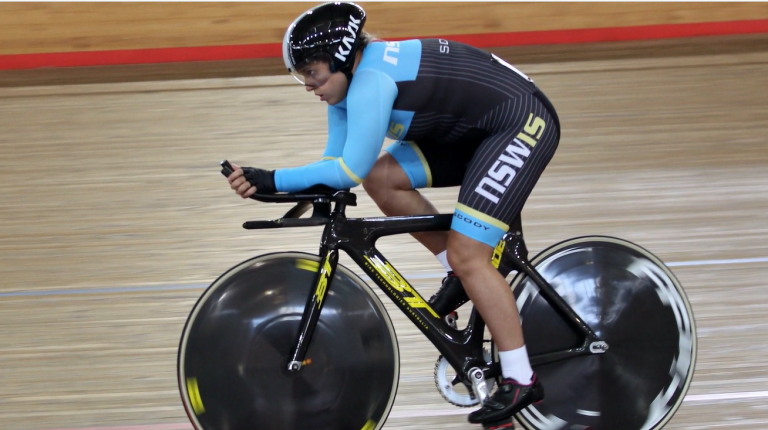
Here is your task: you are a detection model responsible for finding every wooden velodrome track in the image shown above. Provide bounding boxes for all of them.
[1,37,768,430]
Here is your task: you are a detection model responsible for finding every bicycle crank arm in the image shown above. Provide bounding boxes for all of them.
[469,367,491,405]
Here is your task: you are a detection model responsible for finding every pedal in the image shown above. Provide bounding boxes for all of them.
[444,311,458,329]
[482,417,514,430]
[469,367,490,406]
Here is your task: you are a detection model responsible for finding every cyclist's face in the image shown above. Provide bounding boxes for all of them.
[299,61,348,105]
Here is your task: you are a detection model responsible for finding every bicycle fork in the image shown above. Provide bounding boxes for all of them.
[287,246,338,372]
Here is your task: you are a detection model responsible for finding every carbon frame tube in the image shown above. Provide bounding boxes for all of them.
[340,240,490,375]
[499,218,602,366]
[336,212,491,374]
[505,238,599,340]
[507,240,601,366]
[285,207,603,374]
[350,213,603,368]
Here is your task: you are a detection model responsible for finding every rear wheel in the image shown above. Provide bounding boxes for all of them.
[178,252,399,430]
[503,237,696,430]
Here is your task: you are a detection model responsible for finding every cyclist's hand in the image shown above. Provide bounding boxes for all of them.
[227,163,254,198]
[227,163,276,198]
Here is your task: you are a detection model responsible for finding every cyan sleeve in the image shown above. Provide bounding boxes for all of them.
[274,69,398,192]
[321,105,347,160]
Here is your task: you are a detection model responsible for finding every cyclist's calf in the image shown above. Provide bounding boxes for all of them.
[447,231,526,351]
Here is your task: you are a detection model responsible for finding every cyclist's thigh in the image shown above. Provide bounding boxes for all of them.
[385,139,479,189]
[452,94,561,247]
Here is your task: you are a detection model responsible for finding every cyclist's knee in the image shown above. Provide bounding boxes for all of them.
[362,154,411,201]
[446,232,493,277]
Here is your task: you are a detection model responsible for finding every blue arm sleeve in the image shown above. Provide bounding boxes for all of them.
[274,69,398,192]
[320,105,347,160]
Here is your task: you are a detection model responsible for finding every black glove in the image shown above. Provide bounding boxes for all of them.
[242,167,277,194]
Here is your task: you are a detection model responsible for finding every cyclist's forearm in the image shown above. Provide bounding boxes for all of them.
[274,160,360,192]
[275,70,396,193]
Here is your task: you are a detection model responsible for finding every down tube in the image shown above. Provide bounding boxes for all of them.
[343,244,485,359]
[358,248,442,332]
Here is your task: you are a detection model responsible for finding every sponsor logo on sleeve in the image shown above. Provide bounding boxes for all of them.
[383,41,400,65]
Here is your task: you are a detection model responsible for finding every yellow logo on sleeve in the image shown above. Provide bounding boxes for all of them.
[388,121,405,140]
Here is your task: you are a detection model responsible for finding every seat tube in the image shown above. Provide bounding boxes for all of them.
[287,247,339,372]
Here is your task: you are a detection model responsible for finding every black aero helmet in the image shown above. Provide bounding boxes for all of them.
[282,2,367,82]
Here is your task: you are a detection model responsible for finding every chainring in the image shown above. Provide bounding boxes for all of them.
[433,349,494,407]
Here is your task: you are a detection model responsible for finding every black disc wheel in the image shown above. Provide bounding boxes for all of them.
[178,252,399,430]
[506,237,696,430]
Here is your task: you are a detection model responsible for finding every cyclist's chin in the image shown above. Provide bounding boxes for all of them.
[322,89,348,106]
[324,96,343,106]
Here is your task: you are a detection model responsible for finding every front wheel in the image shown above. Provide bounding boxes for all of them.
[178,252,400,430]
[506,237,696,430]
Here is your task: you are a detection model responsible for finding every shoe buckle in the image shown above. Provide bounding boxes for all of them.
[469,367,490,405]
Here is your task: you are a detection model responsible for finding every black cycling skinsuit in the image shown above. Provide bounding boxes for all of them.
[274,38,560,247]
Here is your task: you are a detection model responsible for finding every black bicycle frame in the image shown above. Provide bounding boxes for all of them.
[243,190,602,380]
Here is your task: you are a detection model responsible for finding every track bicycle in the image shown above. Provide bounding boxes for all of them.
[177,165,697,430]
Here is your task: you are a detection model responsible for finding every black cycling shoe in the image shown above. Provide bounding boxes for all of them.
[428,271,470,316]
[468,375,544,425]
